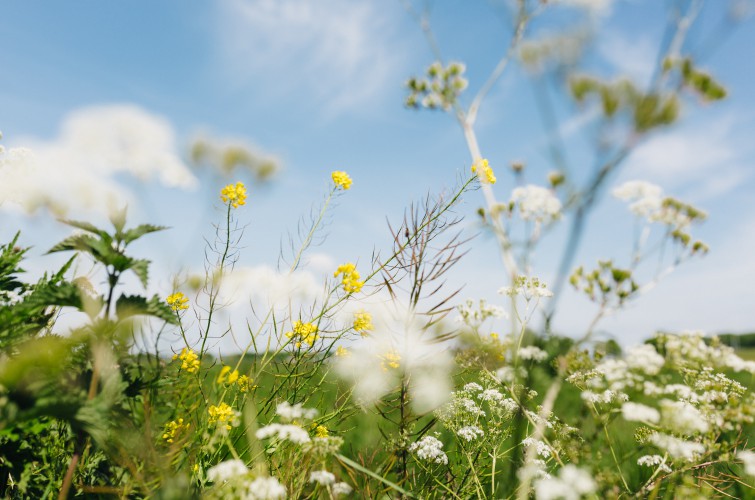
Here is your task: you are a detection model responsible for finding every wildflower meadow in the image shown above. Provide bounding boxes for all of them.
[1,1,755,499]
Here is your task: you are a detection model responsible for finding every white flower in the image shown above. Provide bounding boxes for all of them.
[626,344,665,375]
[207,459,248,482]
[637,455,672,473]
[650,433,705,461]
[463,382,484,393]
[255,424,311,444]
[519,346,548,362]
[738,450,755,477]
[534,464,596,500]
[621,402,660,424]
[309,469,336,486]
[409,436,448,465]
[612,180,663,218]
[510,185,562,223]
[522,437,553,458]
[457,426,485,442]
[659,400,709,435]
[479,389,504,402]
[331,482,353,496]
[276,401,318,422]
[245,476,287,500]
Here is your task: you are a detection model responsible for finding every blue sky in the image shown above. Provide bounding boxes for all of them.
[1,0,754,347]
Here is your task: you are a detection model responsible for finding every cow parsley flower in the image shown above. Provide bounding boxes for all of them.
[534,465,597,500]
[738,450,755,477]
[637,455,672,473]
[659,400,709,435]
[276,401,318,422]
[409,436,448,465]
[207,459,248,482]
[519,346,548,362]
[621,402,660,424]
[255,423,311,444]
[331,482,353,496]
[245,476,287,499]
[457,425,485,441]
[309,470,336,486]
[650,433,704,461]
[510,185,561,223]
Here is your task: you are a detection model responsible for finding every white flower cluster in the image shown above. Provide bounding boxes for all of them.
[455,298,507,327]
[457,425,485,442]
[659,400,709,435]
[738,450,755,477]
[522,437,554,459]
[581,389,628,405]
[518,346,548,362]
[637,455,672,474]
[612,180,706,230]
[276,401,318,422]
[533,464,597,500]
[499,276,554,299]
[205,460,286,500]
[255,423,311,444]
[509,185,562,224]
[650,433,705,461]
[408,435,448,465]
[308,470,335,486]
[621,402,660,424]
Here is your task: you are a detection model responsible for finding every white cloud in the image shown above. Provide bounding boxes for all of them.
[0,104,197,216]
[599,32,656,83]
[622,114,751,201]
[215,0,403,115]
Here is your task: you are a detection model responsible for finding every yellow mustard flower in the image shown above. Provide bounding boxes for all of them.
[335,346,350,357]
[162,417,189,444]
[217,365,240,385]
[331,170,352,190]
[471,158,496,184]
[208,402,236,430]
[166,292,189,312]
[237,375,254,393]
[286,320,320,348]
[221,181,247,208]
[353,311,373,335]
[173,348,200,373]
[381,350,401,371]
[334,263,364,293]
[315,425,329,438]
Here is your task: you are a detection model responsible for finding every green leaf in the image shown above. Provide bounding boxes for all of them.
[122,224,168,245]
[130,259,150,288]
[58,219,112,244]
[115,294,177,324]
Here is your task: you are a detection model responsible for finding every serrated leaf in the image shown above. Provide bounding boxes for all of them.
[130,259,150,288]
[59,219,111,243]
[122,224,168,245]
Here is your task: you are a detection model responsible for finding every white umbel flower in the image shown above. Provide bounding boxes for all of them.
[255,423,311,444]
[331,482,353,496]
[621,402,661,424]
[245,476,287,500]
[309,469,336,486]
[409,435,448,465]
[276,401,318,422]
[650,433,705,461]
[534,464,596,500]
[659,400,709,435]
[510,185,562,223]
[738,450,755,477]
[457,426,485,442]
[207,459,248,482]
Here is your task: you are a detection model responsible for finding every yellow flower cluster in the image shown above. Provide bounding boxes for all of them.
[314,424,329,437]
[166,292,189,312]
[208,402,236,430]
[162,418,189,444]
[237,375,253,393]
[220,181,247,208]
[217,365,240,385]
[334,263,364,293]
[353,311,373,335]
[173,348,200,373]
[471,158,496,184]
[286,320,320,348]
[331,170,352,190]
[335,346,350,357]
[381,350,401,371]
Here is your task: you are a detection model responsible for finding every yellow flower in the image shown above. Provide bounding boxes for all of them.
[353,311,373,335]
[381,350,401,371]
[286,320,320,348]
[173,348,200,373]
[208,402,236,430]
[334,263,364,293]
[237,375,253,393]
[220,181,247,208]
[166,292,189,312]
[471,158,496,184]
[335,346,350,357]
[331,170,352,190]
[217,365,240,385]
[162,417,189,444]
[314,425,329,438]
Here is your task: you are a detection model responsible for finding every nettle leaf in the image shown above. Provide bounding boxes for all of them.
[122,224,168,245]
[130,259,150,288]
[47,234,116,264]
[59,219,112,244]
[116,294,177,324]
